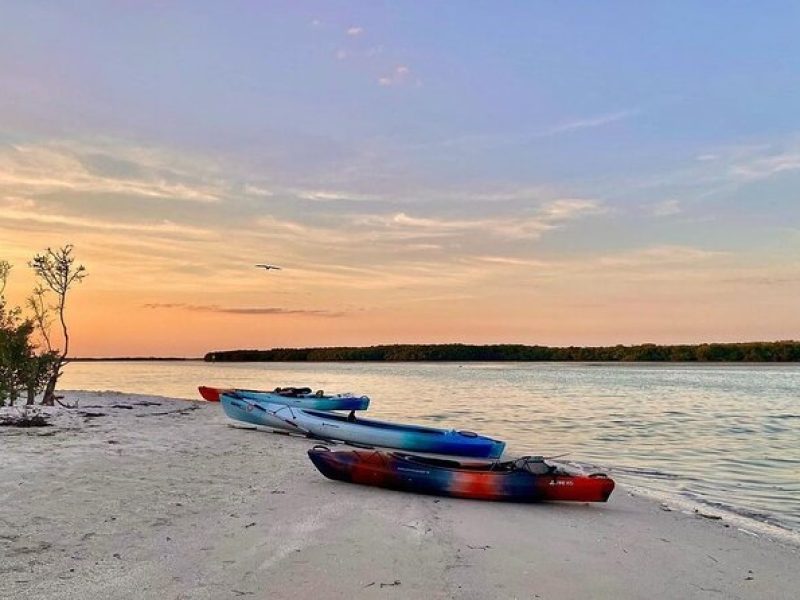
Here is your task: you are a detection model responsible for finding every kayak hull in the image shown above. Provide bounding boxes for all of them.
[308,448,615,502]
[201,386,370,410]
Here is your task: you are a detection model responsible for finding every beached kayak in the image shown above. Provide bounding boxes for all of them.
[220,393,303,432]
[294,410,505,458]
[307,447,615,502]
[220,393,505,458]
[200,386,370,411]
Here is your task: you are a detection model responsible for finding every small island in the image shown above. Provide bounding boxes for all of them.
[204,341,800,363]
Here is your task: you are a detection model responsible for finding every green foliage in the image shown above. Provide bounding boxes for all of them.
[205,341,800,363]
[0,257,64,406]
[0,303,37,405]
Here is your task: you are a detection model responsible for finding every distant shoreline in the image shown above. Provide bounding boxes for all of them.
[202,341,800,363]
[71,357,201,362]
[68,341,800,362]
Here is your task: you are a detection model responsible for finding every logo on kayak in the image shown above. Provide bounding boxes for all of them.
[548,480,574,486]
[246,404,254,412]
[321,423,340,429]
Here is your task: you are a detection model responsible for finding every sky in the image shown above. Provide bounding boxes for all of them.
[1,1,799,357]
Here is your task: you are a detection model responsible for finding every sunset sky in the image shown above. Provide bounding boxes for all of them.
[1,2,799,357]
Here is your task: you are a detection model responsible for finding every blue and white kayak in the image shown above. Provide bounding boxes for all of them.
[220,393,506,458]
[201,386,369,411]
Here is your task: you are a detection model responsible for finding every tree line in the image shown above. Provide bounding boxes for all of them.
[0,246,87,406]
[204,341,800,363]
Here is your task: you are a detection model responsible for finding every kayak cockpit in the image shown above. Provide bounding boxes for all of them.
[392,453,559,474]
[301,409,447,435]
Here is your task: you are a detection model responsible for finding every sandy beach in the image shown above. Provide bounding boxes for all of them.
[1,392,798,600]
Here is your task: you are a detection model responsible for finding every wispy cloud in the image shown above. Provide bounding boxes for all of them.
[720,275,800,286]
[595,245,725,268]
[630,140,800,203]
[0,199,211,239]
[378,65,412,87]
[474,256,552,268]
[729,151,800,182]
[346,26,364,36]
[473,244,726,282]
[537,199,604,220]
[243,184,273,197]
[142,303,345,317]
[294,189,376,202]
[546,109,638,135]
[0,141,222,203]
[650,199,682,217]
[352,199,604,241]
[404,111,638,154]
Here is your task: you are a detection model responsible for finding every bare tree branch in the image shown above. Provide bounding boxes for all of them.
[27,285,54,353]
[0,260,10,297]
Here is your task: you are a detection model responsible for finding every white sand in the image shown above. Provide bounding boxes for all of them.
[1,392,798,599]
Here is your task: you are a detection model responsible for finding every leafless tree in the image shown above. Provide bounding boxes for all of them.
[28,285,54,356]
[0,261,11,406]
[29,245,88,405]
[0,260,10,297]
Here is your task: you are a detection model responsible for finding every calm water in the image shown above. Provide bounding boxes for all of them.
[61,361,800,538]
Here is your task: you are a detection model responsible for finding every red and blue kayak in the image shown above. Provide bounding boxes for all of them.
[307,447,615,502]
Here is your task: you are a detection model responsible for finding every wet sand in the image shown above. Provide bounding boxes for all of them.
[1,392,798,599]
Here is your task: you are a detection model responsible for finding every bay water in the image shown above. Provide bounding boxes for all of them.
[61,361,800,541]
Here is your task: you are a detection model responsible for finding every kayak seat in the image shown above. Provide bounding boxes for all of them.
[274,387,313,397]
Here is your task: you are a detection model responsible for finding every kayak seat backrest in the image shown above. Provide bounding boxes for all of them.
[274,387,313,397]
[510,457,558,475]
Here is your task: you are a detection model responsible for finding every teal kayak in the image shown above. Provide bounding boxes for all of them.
[199,386,370,410]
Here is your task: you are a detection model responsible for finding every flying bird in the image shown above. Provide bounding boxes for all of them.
[255,264,282,271]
